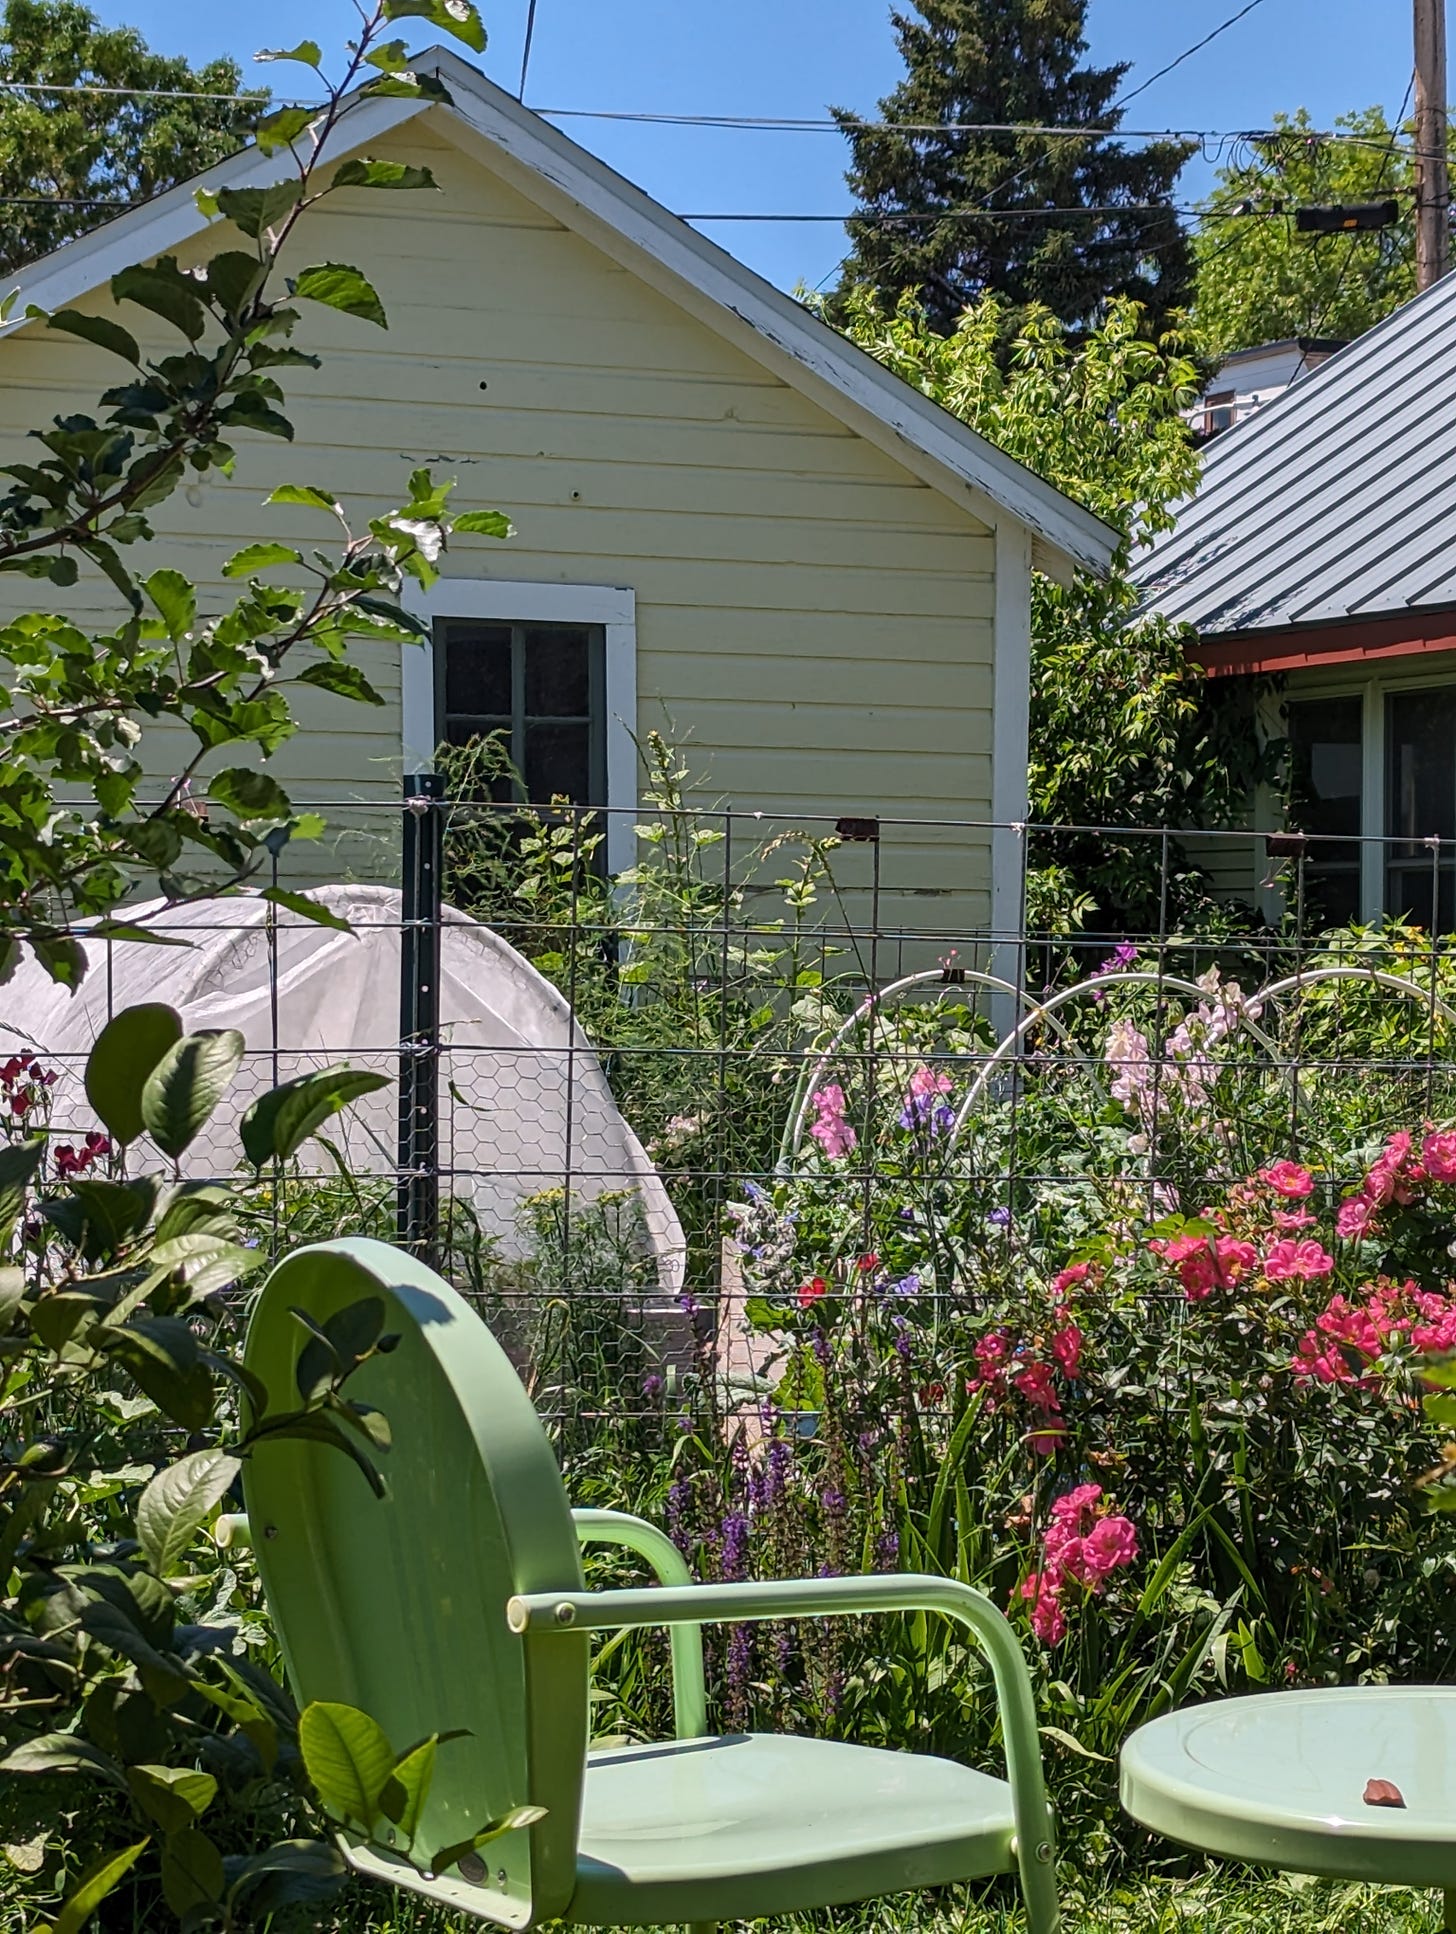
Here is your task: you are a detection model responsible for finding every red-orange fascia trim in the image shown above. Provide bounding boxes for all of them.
[1195,609,1456,678]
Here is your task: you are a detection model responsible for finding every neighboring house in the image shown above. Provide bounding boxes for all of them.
[1135,274,1456,931]
[0,47,1114,947]
[1183,337,1346,441]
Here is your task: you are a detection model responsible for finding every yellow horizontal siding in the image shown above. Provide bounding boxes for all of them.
[0,115,1002,910]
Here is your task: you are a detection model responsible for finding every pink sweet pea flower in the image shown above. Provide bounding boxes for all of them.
[1050,1323,1083,1378]
[809,1084,857,1159]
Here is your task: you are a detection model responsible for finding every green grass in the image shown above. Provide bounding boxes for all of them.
[331,1870,1450,1933]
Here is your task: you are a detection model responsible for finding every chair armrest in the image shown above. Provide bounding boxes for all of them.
[570,1509,707,1739]
[509,1570,1058,1924]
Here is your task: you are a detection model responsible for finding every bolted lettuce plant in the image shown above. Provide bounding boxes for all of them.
[0,1001,411,1926]
[0,0,510,983]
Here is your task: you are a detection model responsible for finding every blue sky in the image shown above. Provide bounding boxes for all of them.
[86,0,1414,290]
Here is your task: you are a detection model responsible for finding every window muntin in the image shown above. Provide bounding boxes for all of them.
[434,618,605,807]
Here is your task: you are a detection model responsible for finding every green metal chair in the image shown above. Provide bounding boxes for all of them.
[241,1237,1063,1930]
[1121,1687,1456,1929]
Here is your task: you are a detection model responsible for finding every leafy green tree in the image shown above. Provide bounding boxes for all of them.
[826,286,1270,928]
[0,0,264,277]
[0,5,507,985]
[833,0,1193,336]
[1193,108,1419,355]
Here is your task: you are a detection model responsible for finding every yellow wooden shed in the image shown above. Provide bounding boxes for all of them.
[0,47,1115,943]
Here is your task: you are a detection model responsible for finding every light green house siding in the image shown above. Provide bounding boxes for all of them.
[0,93,1086,948]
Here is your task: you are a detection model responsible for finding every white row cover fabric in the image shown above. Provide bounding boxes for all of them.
[0,886,685,1296]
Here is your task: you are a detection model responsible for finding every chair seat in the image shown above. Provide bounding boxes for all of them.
[568,1731,1016,1925]
[1122,1686,1456,1888]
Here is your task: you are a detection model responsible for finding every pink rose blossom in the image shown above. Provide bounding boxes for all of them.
[1263,1238,1335,1283]
[1336,1195,1375,1239]
[1273,1209,1317,1230]
[1019,1571,1066,1645]
[1423,1129,1456,1183]
[1261,1160,1314,1199]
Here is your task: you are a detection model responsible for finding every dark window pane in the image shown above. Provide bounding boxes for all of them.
[524,627,590,717]
[525,721,591,804]
[1287,696,1363,926]
[1386,687,1456,930]
[442,622,512,717]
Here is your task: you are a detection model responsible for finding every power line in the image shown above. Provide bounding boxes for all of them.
[0,79,262,102]
[517,0,540,103]
[1114,0,1269,111]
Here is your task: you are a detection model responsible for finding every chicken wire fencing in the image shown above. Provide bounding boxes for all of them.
[7,780,1456,1440]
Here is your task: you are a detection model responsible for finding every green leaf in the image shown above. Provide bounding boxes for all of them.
[258,887,352,931]
[136,1449,242,1577]
[144,569,196,642]
[111,259,207,340]
[298,1702,396,1831]
[431,1806,546,1877]
[0,1140,45,1240]
[147,1232,265,1299]
[125,1764,218,1833]
[378,1735,436,1839]
[360,70,453,102]
[161,1826,225,1917]
[241,1065,390,1167]
[265,483,341,514]
[293,262,387,328]
[47,309,140,365]
[205,251,269,316]
[209,767,292,822]
[32,933,86,988]
[49,1840,149,1934]
[296,661,386,704]
[221,541,304,578]
[0,1735,124,1785]
[383,0,487,52]
[452,509,514,538]
[223,1838,346,1913]
[215,180,304,241]
[84,1003,184,1146]
[100,1316,214,1432]
[331,157,438,192]
[255,40,323,66]
[139,1030,245,1159]
[254,104,316,154]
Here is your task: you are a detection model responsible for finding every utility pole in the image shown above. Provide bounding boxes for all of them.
[1416,0,1450,290]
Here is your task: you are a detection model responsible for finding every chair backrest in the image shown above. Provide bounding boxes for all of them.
[242,1238,588,1923]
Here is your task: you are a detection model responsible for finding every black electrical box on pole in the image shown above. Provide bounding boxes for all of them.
[398,772,445,1261]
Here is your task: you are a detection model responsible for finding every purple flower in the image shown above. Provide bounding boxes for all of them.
[821,1486,847,1515]
[876,1527,900,1566]
[987,1206,1011,1228]
[642,1372,664,1400]
[719,1511,750,1578]
[898,1064,954,1134]
[811,1329,832,1366]
[891,1272,921,1298]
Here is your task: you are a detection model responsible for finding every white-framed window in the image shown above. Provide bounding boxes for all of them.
[1280,665,1456,929]
[401,581,637,875]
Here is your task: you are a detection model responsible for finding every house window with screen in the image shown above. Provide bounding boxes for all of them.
[434,619,606,806]
[1286,684,1456,930]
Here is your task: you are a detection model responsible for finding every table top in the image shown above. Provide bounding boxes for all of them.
[1121,1686,1456,1888]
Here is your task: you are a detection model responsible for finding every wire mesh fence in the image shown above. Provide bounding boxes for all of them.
[8,779,1456,1448]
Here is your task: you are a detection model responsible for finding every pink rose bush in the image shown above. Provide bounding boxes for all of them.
[1018,1483,1140,1646]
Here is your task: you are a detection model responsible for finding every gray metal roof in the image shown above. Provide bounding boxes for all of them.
[1133,270,1456,637]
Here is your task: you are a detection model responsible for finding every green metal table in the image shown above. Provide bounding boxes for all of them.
[1121,1687,1456,1926]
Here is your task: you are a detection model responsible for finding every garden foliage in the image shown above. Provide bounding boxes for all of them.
[821,287,1275,931]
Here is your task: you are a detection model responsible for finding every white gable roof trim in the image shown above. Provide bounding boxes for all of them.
[1,50,1116,582]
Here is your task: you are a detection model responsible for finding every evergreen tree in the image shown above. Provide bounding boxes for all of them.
[834,0,1193,334]
[0,0,263,277]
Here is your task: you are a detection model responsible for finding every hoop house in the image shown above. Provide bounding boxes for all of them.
[0,886,685,1297]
